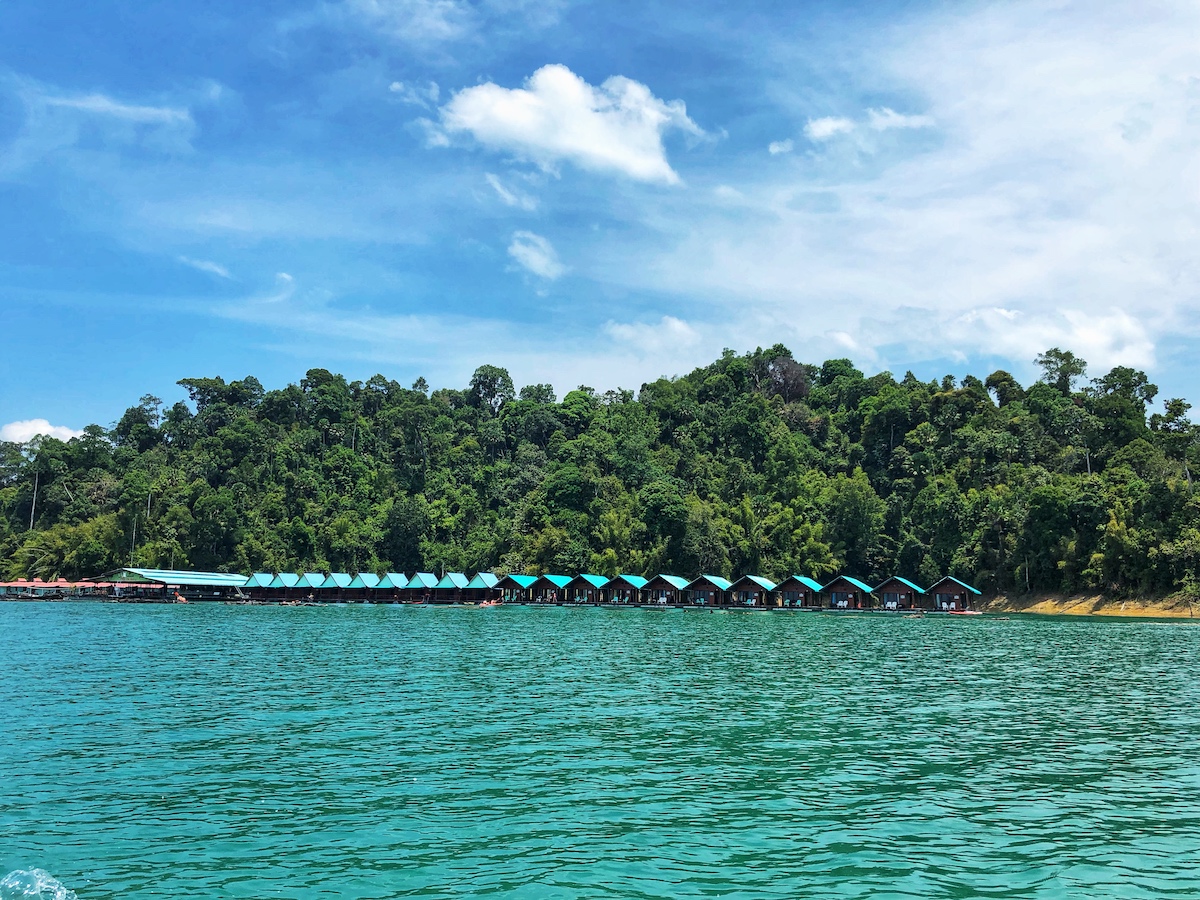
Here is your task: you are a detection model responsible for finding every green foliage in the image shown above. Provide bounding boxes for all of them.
[2,351,1198,597]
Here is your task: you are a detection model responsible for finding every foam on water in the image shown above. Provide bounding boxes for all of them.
[0,870,77,900]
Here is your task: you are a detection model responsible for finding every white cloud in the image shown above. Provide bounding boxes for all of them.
[1,420,84,443]
[867,107,935,131]
[768,139,794,155]
[389,80,440,108]
[178,256,232,278]
[485,172,537,210]
[804,116,855,140]
[40,93,190,125]
[438,64,702,184]
[508,231,565,279]
[341,0,470,42]
[604,316,699,355]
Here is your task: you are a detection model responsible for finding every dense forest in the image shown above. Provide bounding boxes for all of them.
[2,346,1198,597]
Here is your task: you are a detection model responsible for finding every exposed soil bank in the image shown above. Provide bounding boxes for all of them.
[982,592,1197,618]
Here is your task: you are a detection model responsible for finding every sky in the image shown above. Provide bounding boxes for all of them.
[2,0,1200,438]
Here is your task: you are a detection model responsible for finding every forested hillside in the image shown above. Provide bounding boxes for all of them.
[3,346,1198,597]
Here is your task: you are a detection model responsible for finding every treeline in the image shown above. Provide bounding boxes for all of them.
[2,347,1199,597]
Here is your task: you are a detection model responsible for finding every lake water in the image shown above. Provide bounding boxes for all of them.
[3,603,1199,899]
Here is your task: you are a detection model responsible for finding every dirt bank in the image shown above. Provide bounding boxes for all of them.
[981,592,1197,618]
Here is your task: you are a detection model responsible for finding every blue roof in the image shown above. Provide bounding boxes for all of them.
[407,572,439,589]
[246,573,275,588]
[688,575,732,591]
[537,574,573,589]
[570,574,609,589]
[378,573,409,589]
[435,572,470,589]
[650,574,690,590]
[107,568,249,588]
[780,575,823,592]
[269,573,301,589]
[883,576,926,594]
[731,575,777,591]
[297,572,326,589]
[609,574,648,589]
[320,573,353,589]
[348,573,381,589]
[934,575,982,595]
[498,573,537,589]
[824,575,875,594]
[466,572,499,589]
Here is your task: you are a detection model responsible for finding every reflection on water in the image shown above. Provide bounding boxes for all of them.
[2,603,1199,898]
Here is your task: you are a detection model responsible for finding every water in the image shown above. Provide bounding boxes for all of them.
[2,603,1199,899]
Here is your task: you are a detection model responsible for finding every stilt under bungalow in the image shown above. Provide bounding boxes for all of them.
[604,574,647,604]
[822,575,875,610]
[874,576,925,610]
[729,575,778,607]
[643,574,689,606]
[928,575,981,610]
[685,575,733,607]
[495,573,536,603]
[565,574,607,604]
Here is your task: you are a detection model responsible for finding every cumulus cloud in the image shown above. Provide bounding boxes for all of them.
[508,230,565,279]
[178,256,232,278]
[1,420,84,443]
[804,116,855,140]
[485,172,537,210]
[768,139,794,155]
[437,64,702,184]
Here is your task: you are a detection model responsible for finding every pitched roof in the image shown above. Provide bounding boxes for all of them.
[568,574,609,589]
[245,573,275,588]
[378,573,409,589]
[465,572,499,589]
[100,568,249,588]
[879,576,926,594]
[269,573,301,589]
[932,575,981,595]
[687,574,732,591]
[536,574,573,589]
[348,573,381,589]
[434,572,469,589]
[730,575,777,591]
[297,572,326,589]
[824,575,875,594]
[609,574,648,589]
[320,573,353,589]
[407,572,439,589]
[649,574,690,590]
[779,575,823,592]
[497,573,537,589]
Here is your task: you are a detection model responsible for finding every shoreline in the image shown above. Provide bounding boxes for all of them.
[981,593,1197,619]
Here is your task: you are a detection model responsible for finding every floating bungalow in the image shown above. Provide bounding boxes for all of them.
[823,575,874,609]
[566,574,608,604]
[432,572,469,603]
[496,573,536,603]
[929,576,981,610]
[874,576,925,611]
[686,575,732,607]
[643,574,690,606]
[406,572,439,601]
[775,575,823,608]
[606,574,647,604]
[729,575,778,607]
[529,574,571,603]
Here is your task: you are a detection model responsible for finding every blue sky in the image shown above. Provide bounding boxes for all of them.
[3,0,1199,438]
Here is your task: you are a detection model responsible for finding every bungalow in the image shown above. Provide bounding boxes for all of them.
[774,575,824,608]
[268,572,302,598]
[406,572,440,602]
[530,574,572,603]
[729,575,778,607]
[685,574,733,607]
[346,572,382,600]
[495,573,536,603]
[565,574,608,604]
[245,572,276,600]
[643,574,690,606]
[432,572,469,603]
[929,575,981,611]
[874,576,925,611]
[605,574,648,604]
[376,572,409,601]
[822,575,875,610]
[297,572,327,598]
[463,572,499,603]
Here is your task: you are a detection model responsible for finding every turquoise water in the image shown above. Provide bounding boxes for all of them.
[3,603,1200,899]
